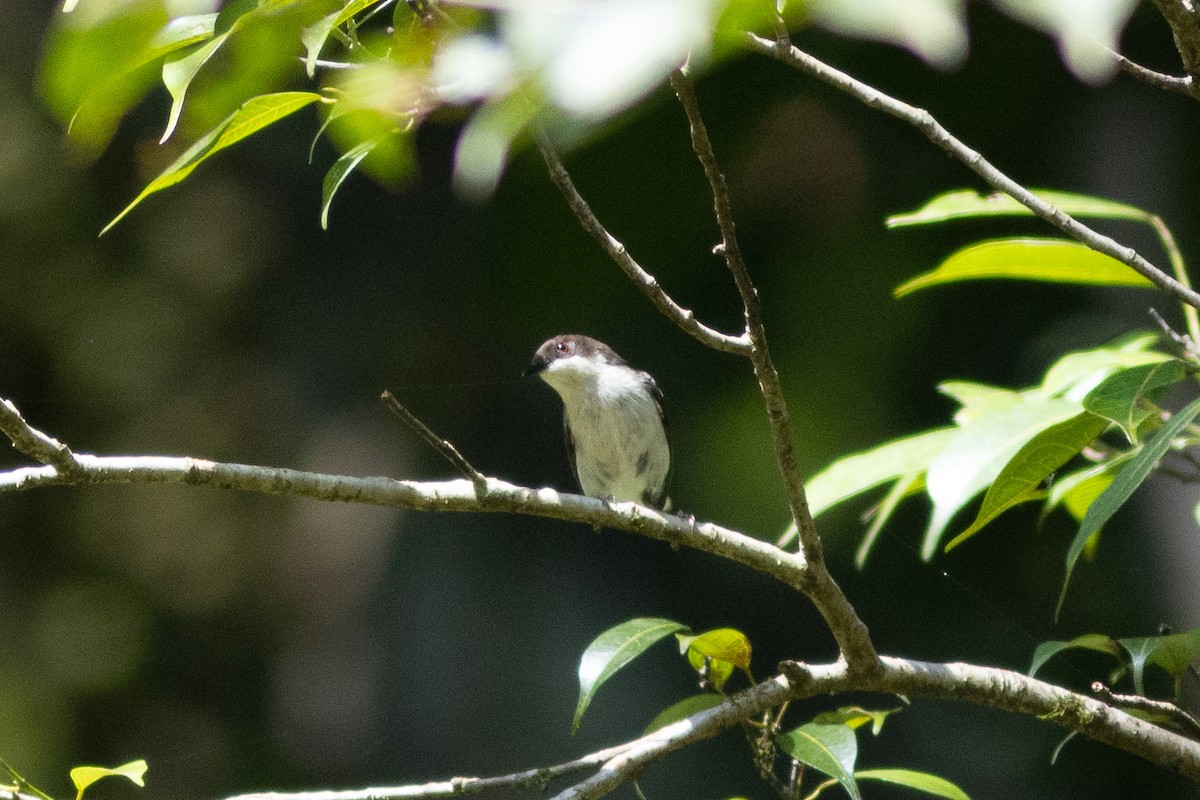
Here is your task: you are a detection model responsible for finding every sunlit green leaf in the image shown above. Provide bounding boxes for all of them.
[777,723,860,800]
[923,396,1080,560]
[856,768,971,800]
[573,617,688,734]
[302,0,384,78]
[643,693,724,734]
[160,31,232,143]
[1083,360,1188,443]
[1058,396,1200,617]
[894,239,1154,298]
[71,759,147,800]
[782,427,953,549]
[1038,334,1166,399]
[321,135,386,230]
[887,188,1151,228]
[947,412,1109,551]
[1029,633,1121,677]
[677,628,751,690]
[813,706,900,736]
[103,91,324,233]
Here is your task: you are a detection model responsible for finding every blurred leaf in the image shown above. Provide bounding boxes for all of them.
[302,0,384,78]
[643,693,724,734]
[947,412,1109,551]
[1038,334,1167,399]
[321,134,386,229]
[777,723,860,800]
[453,89,541,201]
[813,706,900,735]
[573,617,688,734]
[856,768,970,800]
[1083,360,1188,443]
[940,381,1020,421]
[923,396,1081,560]
[805,0,967,69]
[1029,633,1121,677]
[887,188,1151,227]
[104,91,324,233]
[1058,396,1200,617]
[39,2,170,153]
[895,239,1154,298]
[991,0,1139,84]
[1119,626,1200,695]
[71,759,147,800]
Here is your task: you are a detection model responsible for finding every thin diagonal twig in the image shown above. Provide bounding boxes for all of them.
[669,66,878,671]
[1113,50,1194,95]
[534,130,751,356]
[745,33,1200,312]
[382,390,487,494]
[1092,682,1200,741]
[0,397,82,477]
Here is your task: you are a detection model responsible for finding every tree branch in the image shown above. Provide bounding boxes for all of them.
[744,33,1200,312]
[0,397,82,477]
[533,130,751,356]
[381,390,487,494]
[1112,50,1195,96]
[0,395,810,593]
[1091,682,1200,740]
[1152,0,1200,92]
[224,740,637,800]
[667,66,877,672]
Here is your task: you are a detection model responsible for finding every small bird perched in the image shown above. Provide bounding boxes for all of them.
[524,334,671,509]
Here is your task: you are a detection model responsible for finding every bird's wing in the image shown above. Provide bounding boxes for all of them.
[642,371,672,510]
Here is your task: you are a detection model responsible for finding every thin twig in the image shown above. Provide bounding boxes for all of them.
[745,33,1200,312]
[0,397,82,476]
[533,130,751,356]
[1147,215,1200,345]
[1113,51,1194,95]
[1148,307,1200,362]
[381,390,487,494]
[668,66,878,671]
[1092,682,1200,740]
[1151,0,1200,91]
[225,740,636,800]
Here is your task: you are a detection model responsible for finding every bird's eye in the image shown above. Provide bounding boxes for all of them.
[555,341,572,354]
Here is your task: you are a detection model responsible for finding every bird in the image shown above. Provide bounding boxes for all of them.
[524,334,671,509]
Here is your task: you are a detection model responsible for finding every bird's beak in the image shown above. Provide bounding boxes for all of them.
[523,354,548,377]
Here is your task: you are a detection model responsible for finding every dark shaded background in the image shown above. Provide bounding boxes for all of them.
[2,2,1200,798]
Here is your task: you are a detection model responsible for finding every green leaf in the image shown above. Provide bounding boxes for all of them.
[806,428,955,517]
[947,412,1109,551]
[923,397,1081,560]
[856,768,971,800]
[321,135,385,230]
[1083,360,1188,443]
[777,723,860,800]
[160,31,232,143]
[71,760,147,800]
[643,693,724,734]
[1119,626,1200,695]
[1038,334,1167,399]
[1029,633,1120,677]
[812,706,900,736]
[1058,396,1200,616]
[887,188,1152,227]
[103,91,323,233]
[894,238,1155,298]
[573,617,688,734]
[677,628,751,690]
[302,0,383,78]
[781,428,953,548]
